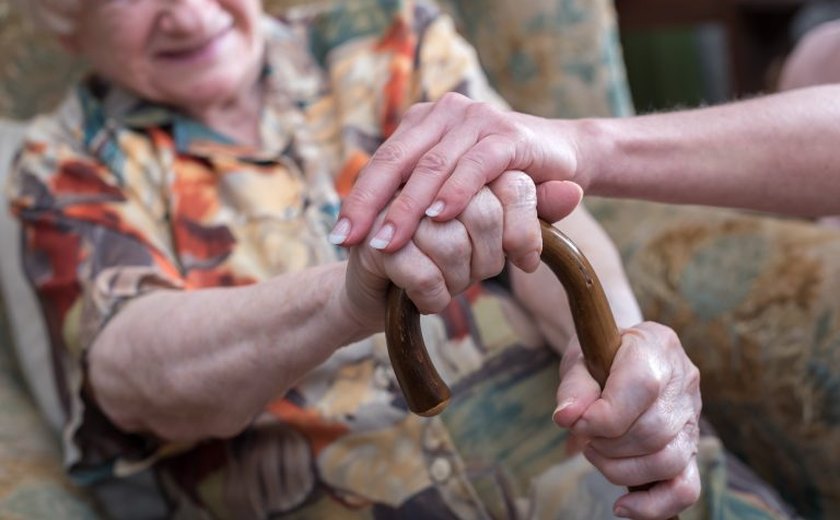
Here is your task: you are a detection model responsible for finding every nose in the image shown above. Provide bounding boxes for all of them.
[158,0,216,35]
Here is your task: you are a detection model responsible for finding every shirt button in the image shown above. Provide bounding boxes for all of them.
[430,457,452,482]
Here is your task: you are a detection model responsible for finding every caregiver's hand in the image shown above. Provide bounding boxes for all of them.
[554,322,702,520]
[344,172,542,327]
[330,93,585,257]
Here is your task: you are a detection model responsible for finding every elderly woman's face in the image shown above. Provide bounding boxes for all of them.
[68,0,264,109]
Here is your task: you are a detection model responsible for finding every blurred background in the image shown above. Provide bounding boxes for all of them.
[617,0,840,110]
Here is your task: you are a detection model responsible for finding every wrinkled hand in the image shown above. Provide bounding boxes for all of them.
[553,322,702,520]
[330,93,585,254]
[344,171,542,326]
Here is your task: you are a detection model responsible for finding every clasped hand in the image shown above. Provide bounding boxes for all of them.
[344,170,542,326]
[555,323,701,519]
[339,93,702,519]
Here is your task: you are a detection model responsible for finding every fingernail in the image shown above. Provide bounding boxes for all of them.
[552,398,574,424]
[369,223,395,250]
[328,218,351,245]
[425,200,445,218]
[614,506,630,518]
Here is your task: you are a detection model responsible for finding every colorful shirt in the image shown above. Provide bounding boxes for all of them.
[5,1,794,518]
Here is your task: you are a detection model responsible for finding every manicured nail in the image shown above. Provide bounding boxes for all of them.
[369,223,395,250]
[614,506,630,518]
[425,200,445,218]
[328,218,351,245]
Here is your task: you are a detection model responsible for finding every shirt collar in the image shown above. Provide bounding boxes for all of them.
[77,16,290,160]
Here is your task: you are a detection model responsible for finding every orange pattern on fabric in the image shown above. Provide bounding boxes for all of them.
[336,150,370,197]
[27,222,82,323]
[266,399,350,456]
[377,18,416,138]
[52,160,125,199]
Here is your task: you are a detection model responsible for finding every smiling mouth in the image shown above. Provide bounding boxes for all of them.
[155,24,234,61]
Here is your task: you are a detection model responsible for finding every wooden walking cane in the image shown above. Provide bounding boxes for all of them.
[385,219,679,520]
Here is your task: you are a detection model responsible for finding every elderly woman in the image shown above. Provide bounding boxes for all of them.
[4,0,792,519]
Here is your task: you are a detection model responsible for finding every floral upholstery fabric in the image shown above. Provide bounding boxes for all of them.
[440,0,633,118]
[588,198,840,519]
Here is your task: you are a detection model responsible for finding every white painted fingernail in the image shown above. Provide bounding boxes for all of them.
[369,223,395,250]
[425,200,445,218]
[328,218,351,245]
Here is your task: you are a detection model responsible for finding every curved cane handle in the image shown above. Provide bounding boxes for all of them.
[385,221,678,519]
[384,219,620,416]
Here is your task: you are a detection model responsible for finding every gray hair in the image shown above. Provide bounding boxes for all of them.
[12,0,80,36]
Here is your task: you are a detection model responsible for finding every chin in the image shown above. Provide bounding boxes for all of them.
[159,69,254,110]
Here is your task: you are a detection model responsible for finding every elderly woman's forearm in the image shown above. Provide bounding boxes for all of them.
[574,85,840,216]
[88,261,374,442]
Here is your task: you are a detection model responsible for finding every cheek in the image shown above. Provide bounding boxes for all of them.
[223,0,263,32]
[81,16,153,81]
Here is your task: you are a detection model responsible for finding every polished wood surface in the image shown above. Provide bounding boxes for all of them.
[384,220,621,415]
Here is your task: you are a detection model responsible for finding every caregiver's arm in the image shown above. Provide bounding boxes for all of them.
[335,85,840,251]
[578,84,840,216]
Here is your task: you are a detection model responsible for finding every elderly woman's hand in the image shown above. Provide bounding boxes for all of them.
[330,93,585,255]
[553,322,702,520]
[344,170,542,326]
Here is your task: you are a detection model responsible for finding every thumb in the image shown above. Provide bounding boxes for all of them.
[553,344,602,428]
[536,181,583,223]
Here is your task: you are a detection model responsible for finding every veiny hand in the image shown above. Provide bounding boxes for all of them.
[344,172,542,326]
[330,92,585,255]
[553,322,702,520]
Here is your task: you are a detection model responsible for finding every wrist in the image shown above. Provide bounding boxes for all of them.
[565,117,619,195]
[338,258,387,340]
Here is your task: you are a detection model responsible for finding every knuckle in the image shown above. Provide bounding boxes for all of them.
[462,190,501,231]
[344,185,380,209]
[598,463,626,487]
[439,91,468,109]
[389,191,424,216]
[473,256,506,281]
[504,221,540,253]
[675,477,702,510]
[372,141,408,165]
[457,151,487,173]
[652,443,690,482]
[645,321,680,348]
[635,419,673,453]
[413,271,446,300]
[446,236,472,263]
[403,102,429,122]
[638,371,666,403]
[414,151,450,177]
[686,363,701,394]
[465,99,492,119]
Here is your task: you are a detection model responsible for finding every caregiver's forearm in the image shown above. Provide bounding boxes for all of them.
[573,85,840,216]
